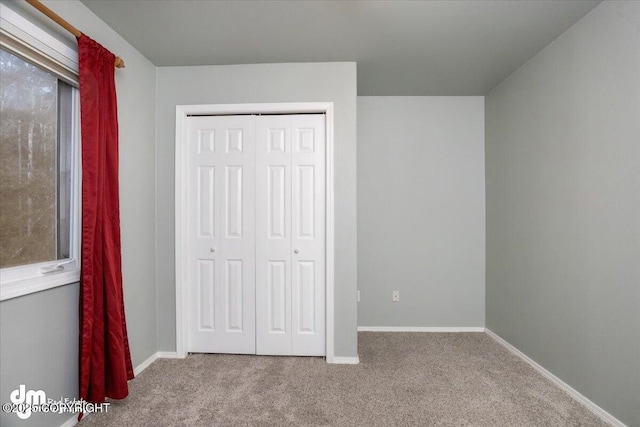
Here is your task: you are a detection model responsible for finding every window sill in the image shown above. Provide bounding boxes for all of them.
[0,269,80,301]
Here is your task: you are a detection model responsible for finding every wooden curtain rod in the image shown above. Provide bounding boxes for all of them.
[25,0,125,68]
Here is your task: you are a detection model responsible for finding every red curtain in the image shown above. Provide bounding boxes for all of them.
[78,34,133,408]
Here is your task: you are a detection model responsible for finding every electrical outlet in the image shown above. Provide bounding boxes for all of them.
[357,290,360,302]
[392,290,400,302]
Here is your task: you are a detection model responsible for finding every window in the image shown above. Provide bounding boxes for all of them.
[0,3,80,300]
[0,48,73,267]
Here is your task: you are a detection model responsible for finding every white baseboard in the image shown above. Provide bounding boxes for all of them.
[485,329,626,427]
[330,356,360,365]
[358,326,485,332]
[133,352,159,376]
[133,351,181,376]
[60,415,79,427]
[157,351,181,358]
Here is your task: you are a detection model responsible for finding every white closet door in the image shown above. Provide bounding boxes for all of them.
[256,114,326,356]
[187,115,256,354]
[256,116,293,355]
[291,115,325,356]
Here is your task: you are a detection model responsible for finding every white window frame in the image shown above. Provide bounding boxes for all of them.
[0,2,81,301]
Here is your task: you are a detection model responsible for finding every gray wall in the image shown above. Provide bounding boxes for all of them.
[0,2,158,426]
[485,2,640,425]
[0,285,79,427]
[155,63,358,358]
[358,97,485,328]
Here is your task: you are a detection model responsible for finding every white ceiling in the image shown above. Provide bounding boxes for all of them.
[80,0,600,95]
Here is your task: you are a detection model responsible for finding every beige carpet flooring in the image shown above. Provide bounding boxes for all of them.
[80,332,605,426]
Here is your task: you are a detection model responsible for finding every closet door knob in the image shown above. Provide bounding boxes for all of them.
[294,249,299,254]
[210,248,216,253]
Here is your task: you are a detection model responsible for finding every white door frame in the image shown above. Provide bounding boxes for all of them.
[175,102,336,363]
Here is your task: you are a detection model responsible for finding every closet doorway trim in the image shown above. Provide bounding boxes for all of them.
[174,102,336,363]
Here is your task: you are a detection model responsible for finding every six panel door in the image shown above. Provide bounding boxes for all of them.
[255,115,326,356]
[187,114,325,357]
[187,115,256,354]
